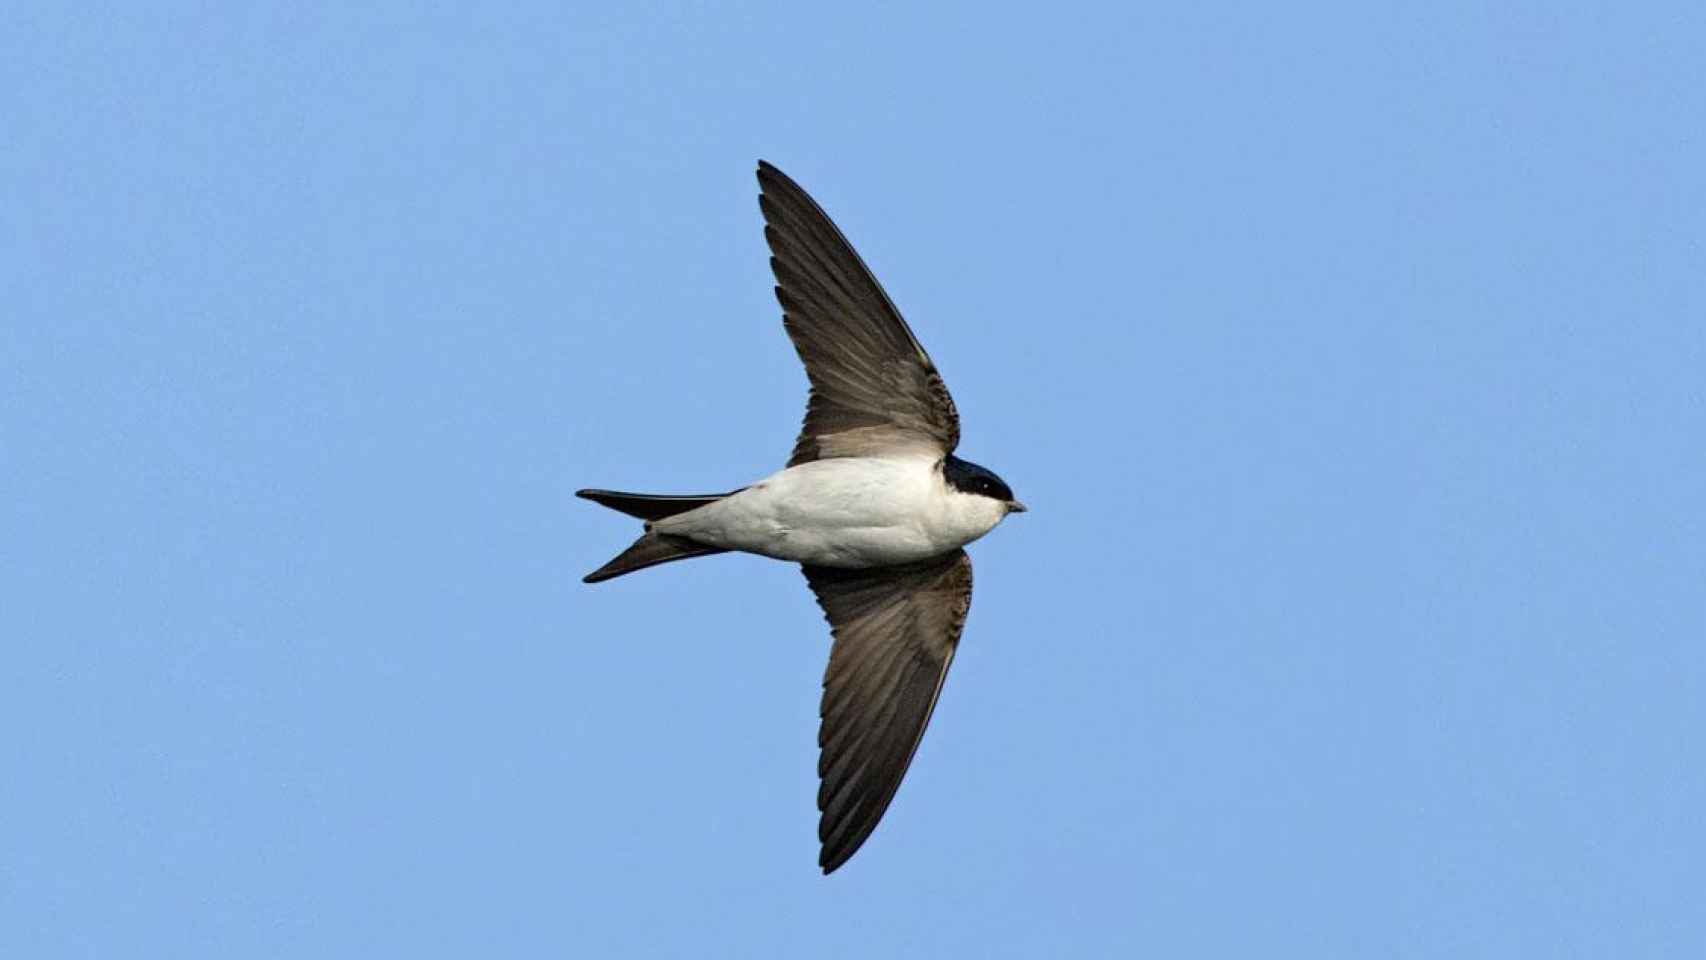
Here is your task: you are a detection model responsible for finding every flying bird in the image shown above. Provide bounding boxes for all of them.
[579,161,1025,873]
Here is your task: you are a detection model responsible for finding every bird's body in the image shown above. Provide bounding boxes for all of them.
[579,161,1024,873]
[654,455,1009,568]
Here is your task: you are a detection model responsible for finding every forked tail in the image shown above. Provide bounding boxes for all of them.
[576,488,737,583]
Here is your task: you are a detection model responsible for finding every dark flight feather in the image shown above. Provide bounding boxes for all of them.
[757,161,960,465]
[581,530,726,584]
[576,488,737,522]
[801,549,973,873]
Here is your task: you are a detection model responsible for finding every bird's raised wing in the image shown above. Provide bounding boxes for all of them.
[801,549,972,873]
[758,161,960,466]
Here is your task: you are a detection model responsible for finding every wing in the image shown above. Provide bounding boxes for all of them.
[757,161,960,466]
[801,549,973,873]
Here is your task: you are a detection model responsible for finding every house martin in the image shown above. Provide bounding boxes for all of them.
[579,160,1025,873]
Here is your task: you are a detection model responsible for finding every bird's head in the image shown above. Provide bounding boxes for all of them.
[943,455,1026,515]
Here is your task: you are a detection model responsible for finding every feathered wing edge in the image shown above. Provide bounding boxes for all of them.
[803,549,973,873]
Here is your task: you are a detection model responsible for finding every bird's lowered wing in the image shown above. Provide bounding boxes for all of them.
[801,549,973,873]
[758,161,960,466]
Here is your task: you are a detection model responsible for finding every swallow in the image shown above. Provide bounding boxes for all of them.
[580,161,1025,873]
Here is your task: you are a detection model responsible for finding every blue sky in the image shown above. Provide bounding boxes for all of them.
[4,2,1703,956]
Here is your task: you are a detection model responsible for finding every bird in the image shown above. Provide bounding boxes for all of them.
[578,160,1025,873]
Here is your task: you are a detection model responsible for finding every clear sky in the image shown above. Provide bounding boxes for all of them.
[4,2,1703,957]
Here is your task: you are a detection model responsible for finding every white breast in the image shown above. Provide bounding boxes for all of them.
[654,456,1008,568]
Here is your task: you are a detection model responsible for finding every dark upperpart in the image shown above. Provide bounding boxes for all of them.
[942,455,1025,511]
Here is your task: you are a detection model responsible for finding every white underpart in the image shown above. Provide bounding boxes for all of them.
[651,455,1011,568]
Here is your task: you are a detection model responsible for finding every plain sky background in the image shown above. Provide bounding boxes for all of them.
[4,2,1704,956]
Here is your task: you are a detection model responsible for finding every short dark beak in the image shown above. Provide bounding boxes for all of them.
[1007,500,1028,514]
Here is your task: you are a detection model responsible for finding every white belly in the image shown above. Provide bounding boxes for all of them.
[652,456,1006,567]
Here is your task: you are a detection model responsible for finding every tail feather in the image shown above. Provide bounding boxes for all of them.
[577,487,736,584]
[576,488,738,522]
[582,531,727,584]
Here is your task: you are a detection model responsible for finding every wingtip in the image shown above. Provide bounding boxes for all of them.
[756,160,796,191]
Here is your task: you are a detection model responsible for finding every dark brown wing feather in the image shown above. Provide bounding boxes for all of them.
[757,161,960,465]
[801,549,973,873]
